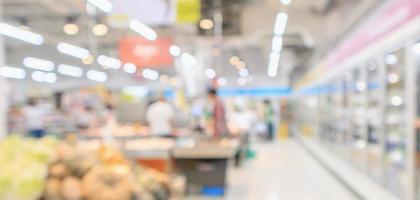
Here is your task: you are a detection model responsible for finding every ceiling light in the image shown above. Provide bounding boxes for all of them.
[159,75,169,84]
[0,66,26,79]
[280,0,292,6]
[385,54,398,65]
[236,61,246,69]
[57,64,84,77]
[274,12,288,35]
[268,59,279,69]
[269,52,280,62]
[181,53,198,67]
[239,68,249,77]
[31,71,46,82]
[123,63,137,74]
[142,69,159,80]
[92,24,108,36]
[82,55,95,65]
[44,73,57,83]
[87,70,108,82]
[272,36,283,53]
[205,68,216,79]
[129,19,157,41]
[199,19,214,30]
[268,67,278,77]
[217,77,227,87]
[0,23,44,45]
[23,57,55,71]
[86,0,113,13]
[63,23,79,35]
[169,45,182,57]
[97,55,121,69]
[229,56,240,65]
[57,42,90,59]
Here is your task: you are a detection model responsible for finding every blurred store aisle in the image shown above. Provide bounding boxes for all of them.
[189,140,357,200]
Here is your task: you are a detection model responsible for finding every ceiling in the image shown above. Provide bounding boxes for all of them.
[0,0,384,91]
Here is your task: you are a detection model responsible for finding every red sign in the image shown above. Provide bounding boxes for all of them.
[119,37,173,67]
[326,0,420,68]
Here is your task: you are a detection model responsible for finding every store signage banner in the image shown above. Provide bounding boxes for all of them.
[110,0,175,26]
[326,0,420,68]
[176,0,201,24]
[119,37,174,67]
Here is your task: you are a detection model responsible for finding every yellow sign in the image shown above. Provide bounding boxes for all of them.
[176,0,201,24]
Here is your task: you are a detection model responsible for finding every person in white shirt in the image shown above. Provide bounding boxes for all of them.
[23,98,46,138]
[146,96,175,137]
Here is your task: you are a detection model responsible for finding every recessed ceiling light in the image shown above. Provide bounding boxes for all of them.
[92,24,108,36]
[200,19,214,30]
[63,23,79,35]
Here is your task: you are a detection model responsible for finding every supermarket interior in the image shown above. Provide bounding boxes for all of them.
[1,0,420,200]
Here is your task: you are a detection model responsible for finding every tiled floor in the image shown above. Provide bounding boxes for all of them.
[188,140,357,200]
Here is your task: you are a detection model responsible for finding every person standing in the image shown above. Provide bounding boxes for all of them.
[207,88,228,138]
[263,99,275,141]
[23,98,46,138]
[146,96,175,137]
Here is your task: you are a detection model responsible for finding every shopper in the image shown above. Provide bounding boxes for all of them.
[207,88,228,138]
[23,98,46,138]
[263,99,275,141]
[146,95,175,137]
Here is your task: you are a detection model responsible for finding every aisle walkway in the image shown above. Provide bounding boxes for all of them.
[189,140,357,200]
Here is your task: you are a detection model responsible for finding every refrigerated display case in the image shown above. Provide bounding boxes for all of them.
[366,60,384,182]
[349,67,368,171]
[383,49,407,197]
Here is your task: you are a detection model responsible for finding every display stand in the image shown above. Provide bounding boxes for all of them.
[171,140,238,196]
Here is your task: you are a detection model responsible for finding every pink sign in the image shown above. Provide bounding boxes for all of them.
[326,0,420,68]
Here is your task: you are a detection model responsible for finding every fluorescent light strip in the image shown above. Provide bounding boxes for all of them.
[274,12,288,35]
[272,36,283,53]
[57,42,90,59]
[87,70,108,82]
[44,72,57,83]
[129,19,157,41]
[0,66,26,79]
[181,53,198,67]
[23,57,55,71]
[31,71,46,82]
[97,55,121,69]
[269,52,280,62]
[123,63,137,74]
[57,64,84,77]
[86,0,113,13]
[0,23,44,45]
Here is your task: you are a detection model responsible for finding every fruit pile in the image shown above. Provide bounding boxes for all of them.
[0,136,173,200]
[0,136,58,200]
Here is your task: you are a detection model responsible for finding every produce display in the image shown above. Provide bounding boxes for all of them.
[0,136,58,200]
[0,136,180,200]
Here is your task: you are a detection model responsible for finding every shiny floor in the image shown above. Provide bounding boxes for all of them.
[188,140,357,200]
